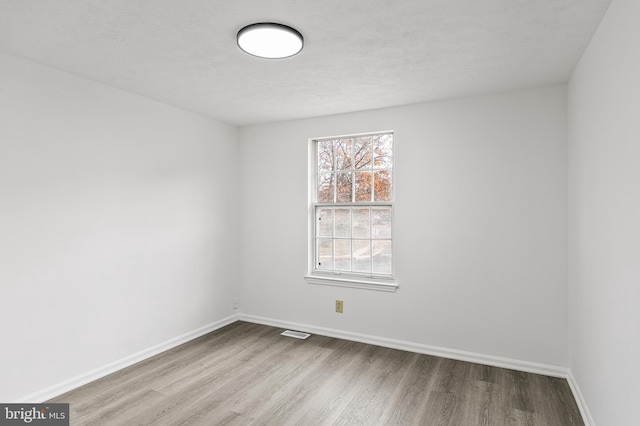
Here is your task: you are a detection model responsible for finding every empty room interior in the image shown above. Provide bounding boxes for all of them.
[1,0,638,425]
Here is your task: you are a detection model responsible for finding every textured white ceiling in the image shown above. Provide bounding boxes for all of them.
[0,0,611,126]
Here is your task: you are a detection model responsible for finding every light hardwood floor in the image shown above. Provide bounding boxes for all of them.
[49,321,583,425]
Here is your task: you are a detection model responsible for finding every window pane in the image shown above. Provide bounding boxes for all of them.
[352,240,371,273]
[313,133,393,279]
[335,208,351,238]
[355,171,372,202]
[372,241,392,274]
[352,207,370,238]
[373,134,393,169]
[354,136,372,170]
[372,207,391,239]
[335,139,353,170]
[317,208,333,237]
[336,172,353,203]
[335,239,351,271]
[318,140,334,172]
[317,239,333,270]
[318,173,334,203]
[374,169,393,201]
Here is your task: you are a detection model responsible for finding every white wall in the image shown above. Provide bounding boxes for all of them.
[568,0,640,424]
[0,52,240,402]
[239,85,568,367]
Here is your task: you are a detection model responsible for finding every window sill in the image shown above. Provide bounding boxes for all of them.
[304,274,398,292]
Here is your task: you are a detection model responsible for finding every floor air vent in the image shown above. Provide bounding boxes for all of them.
[281,330,311,339]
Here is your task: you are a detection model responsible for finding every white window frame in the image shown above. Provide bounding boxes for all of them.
[304,131,398,292]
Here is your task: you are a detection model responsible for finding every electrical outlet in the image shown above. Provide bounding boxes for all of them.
[335,300,343,313]
[232,298,238,310]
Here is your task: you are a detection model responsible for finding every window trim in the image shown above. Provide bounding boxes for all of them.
[305,131,398,292]
[303,273,398,292]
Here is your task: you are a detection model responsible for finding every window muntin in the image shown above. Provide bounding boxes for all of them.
[312,132,394,280]
[316,133,393,203]
[315,206,392,275]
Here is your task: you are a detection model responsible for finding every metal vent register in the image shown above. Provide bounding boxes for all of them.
[280,330,311,339]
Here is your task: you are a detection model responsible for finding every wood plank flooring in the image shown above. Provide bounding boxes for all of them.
[49,321,583,425]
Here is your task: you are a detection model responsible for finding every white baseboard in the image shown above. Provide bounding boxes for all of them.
[567,371,595,426]
[16,312,592,426]
[240,314,596,425]
[239,314,569,378]
[14,314,240,403]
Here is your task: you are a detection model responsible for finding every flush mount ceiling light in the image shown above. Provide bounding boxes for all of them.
[237,23,303,59]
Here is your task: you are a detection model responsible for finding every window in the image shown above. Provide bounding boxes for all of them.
[305,132,397,292]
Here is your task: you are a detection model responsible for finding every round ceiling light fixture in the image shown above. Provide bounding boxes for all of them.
[237,23,303,59]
